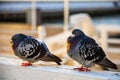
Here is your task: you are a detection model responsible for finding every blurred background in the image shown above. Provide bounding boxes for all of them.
[0,0,120,70]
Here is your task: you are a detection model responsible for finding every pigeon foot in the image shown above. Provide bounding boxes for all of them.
[74,66,90,72]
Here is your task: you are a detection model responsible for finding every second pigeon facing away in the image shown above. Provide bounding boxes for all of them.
[66,29,118,71]
[11,33,62,66]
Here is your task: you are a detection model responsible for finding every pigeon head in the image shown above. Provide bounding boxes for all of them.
[67,35,79,51]
[67,29,84,51]
[72,29,85,37]
[11,33,27,44]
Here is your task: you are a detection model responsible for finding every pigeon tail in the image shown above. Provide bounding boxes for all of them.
[98,58,118,70]
[40,53,62,65]
[48,54,62,65]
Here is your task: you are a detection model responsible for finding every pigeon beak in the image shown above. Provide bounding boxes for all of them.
[10,41,13,44]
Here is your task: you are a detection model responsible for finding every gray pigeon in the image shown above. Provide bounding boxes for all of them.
[11,33,62,66]
[67,29,117,71]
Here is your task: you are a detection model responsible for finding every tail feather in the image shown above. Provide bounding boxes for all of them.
[98,58,118,70]
[40,53,62,65]
[48,54,62,65]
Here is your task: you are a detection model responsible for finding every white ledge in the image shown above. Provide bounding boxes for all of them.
[0,57,120,80]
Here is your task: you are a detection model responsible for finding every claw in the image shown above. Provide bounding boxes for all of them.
[21,62,32,67]
[74,66,90,72]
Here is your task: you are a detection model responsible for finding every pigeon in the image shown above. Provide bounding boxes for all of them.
[11,33,62,66]
[66,29,118,71]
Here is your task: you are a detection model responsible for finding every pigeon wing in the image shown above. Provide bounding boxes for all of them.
[79,36,106,62]
[16,37,47,60]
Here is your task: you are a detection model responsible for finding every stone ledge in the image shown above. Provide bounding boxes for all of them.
[0,57,120,80]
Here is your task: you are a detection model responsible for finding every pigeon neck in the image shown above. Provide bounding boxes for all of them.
[67,37,80,51]
[70,39,79,48]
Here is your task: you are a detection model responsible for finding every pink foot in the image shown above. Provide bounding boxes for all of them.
[21,62,32,67]
[74,66,90,72]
